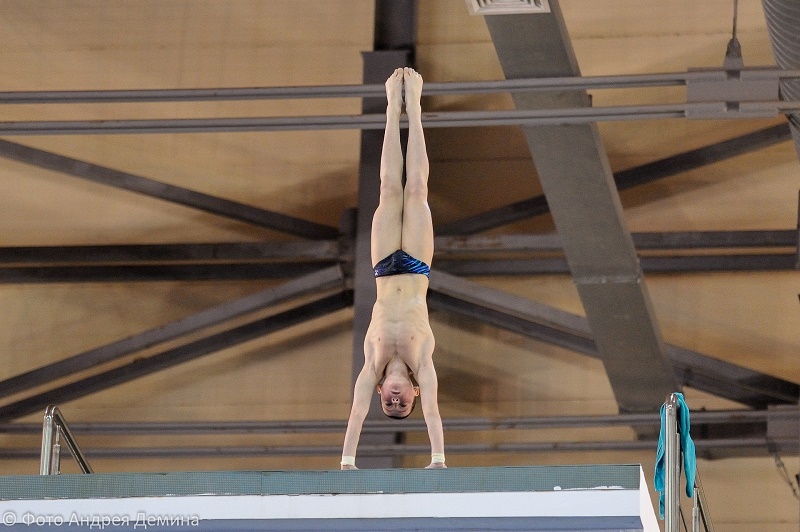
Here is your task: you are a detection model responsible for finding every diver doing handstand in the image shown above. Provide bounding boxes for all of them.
[341,67,445,470]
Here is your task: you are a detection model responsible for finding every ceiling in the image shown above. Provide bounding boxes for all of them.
[0,0,798,527]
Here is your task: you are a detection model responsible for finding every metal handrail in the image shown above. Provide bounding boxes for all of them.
[664,393,714,532]
[40,405,93,475]
[0,68,799,104]
[3,101,800,136]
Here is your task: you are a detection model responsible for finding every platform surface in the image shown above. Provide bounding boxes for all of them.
[0,464,660,531]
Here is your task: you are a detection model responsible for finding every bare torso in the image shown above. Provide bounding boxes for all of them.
[364,274,434,376]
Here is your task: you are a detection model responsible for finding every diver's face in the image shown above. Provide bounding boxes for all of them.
[378,377,418,418]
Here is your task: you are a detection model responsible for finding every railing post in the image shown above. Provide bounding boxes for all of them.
[39,405,93,475]
[696,472,716,532]
[39,405,58,475]
[664,393,680,532]
[51,427,62,475]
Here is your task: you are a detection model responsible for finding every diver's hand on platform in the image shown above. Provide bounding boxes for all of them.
[425,462,446,469]
[340,464,359,470]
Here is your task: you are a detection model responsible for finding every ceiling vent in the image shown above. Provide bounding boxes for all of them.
[466,0,551,15]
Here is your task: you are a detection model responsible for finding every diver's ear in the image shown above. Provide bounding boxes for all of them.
[376,384,382,394]
[413,386,420,397]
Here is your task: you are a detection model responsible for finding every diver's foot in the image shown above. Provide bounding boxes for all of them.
[403,67,423,115]
[385,68,404,115]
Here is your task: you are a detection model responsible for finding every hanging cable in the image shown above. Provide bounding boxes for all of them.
[724,0,743,69]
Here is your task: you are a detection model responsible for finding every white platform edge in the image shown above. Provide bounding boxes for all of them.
[0,466,660,530]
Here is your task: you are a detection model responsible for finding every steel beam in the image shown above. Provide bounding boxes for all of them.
[435,229,797,254]
[630,229,797,249]
[0,241,339,265]
[1,249,794,283]
[0,290,353,421]
[0,70,797,104]
[484,4,678,415]
[437,124,792,235]
[3,103,800,136]
[0,266,344,400]
[0,262,336,283]
[1,229,790,266]
[613,123,792,189]
[667,345,799,407]
[429,271,590,340]
[0,139,338,239]
[428,289,597,357]
[4,408,794,435]
[0,255,793,282]
[0,436,795,460]
[435,254,797,275]
[0,75,674,104]
[0,72,693,104]
[1,409,796,459]
[0,105,685,135]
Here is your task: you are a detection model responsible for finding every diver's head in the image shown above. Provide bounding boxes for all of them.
[377,373,419,419]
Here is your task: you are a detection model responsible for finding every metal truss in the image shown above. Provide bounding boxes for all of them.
[0,289,353,422]
[0,139,338,239]
[0,266,345,401]
[437,123,792,235]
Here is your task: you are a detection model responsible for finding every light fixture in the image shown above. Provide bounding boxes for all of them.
[466,0,551,16]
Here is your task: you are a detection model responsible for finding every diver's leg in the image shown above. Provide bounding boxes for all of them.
[370,68,405,266]
[400,68,433,266]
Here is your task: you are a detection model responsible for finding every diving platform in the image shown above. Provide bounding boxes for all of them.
[0,464,659,531]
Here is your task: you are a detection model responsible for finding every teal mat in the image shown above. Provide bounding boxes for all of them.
[0,464,641,501]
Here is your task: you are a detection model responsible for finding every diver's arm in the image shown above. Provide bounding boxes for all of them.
[416,359,445,468]
[341,364,379,469]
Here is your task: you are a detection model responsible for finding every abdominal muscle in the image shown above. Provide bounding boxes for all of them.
[365,275,433,373]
